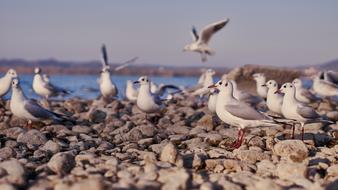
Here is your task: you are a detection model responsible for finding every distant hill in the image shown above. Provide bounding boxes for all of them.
[0,58,229,76]
[317,59,338,70]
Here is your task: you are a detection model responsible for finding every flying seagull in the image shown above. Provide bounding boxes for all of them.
[183,18,230,62]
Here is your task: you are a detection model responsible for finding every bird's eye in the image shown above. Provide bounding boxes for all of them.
[141,78,144,81]
[146,79,148,82]
[290,85,293,88]
[269,82,272,84]
[225,82,228,87]
[219,82,222,85]
[283,86,286,88]
[274,84,276,87]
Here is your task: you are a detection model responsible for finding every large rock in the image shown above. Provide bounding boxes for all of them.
[160,142,178,164]
[274,140,308,162]
[88,109,106,123]
[0,159,26,185]
[41,140,60,154]
[47,152,75,176]
[17,129,47,147]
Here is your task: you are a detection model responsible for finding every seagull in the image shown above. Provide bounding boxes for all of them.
[99,44,118,100]
[32,67,69,99]
[292,78,319,103]
[264,80,283,115]
[191,69,215,97]
[10,78,70,128]
[0,69,18,101]
[278,82,321,140]
[319,70,338,85]
[125,80,138,102]
[183,18,230,62]
[207,88,218,114]
[134,76,180,114]
[253,73,268,99]
[312,74,338,98]
[209,79,278,148]
[230,80,262,106]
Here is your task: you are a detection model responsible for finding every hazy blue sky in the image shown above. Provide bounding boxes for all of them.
[1,0,337,67]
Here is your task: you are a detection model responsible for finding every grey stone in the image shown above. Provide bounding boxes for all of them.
[41,140,60,154]
[0,147,16,160]
[17,129,47,147]
[160,142,178,164]
[274,140,308,162]
[0,159,26,185]
[47,152,75,176]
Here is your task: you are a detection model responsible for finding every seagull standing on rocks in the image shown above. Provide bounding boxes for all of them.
[10,78,70,128]
[99,44,118,100]
[0,69,18,101]
[209,79,278,148]
[183,18,230,62]
[134,76,180,114]
[32,67,69,99]
[125,80,138,102]
[264,80,283,115]
[279,83,321,140]
[292,78,319,103]
[253,73,268,99]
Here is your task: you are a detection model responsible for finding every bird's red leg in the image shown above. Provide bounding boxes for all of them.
[292,125,295,139]
[238,129,245,147]
[232,129,244,149]
[301,125,304,141]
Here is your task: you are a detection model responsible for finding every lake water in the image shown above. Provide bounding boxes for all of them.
[3,74,203,100]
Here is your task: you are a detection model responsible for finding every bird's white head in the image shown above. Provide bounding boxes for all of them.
[134,76,150,86]
[34,67,41,74]
[11,78,20,89]
[7,69,17,78]
[265,80,279,90]
[43,74,50,82]
[208,79,233,96]
[292,78,302,88]
[278,83,295,95]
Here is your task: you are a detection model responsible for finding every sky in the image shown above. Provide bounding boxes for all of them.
[0,0,338,67]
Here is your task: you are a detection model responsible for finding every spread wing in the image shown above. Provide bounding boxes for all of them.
[101,44,109,67]
[191,26,199,41]
[200,18,229,44]
[157,85,181,97]
[297,105,319,119]
[114,56,138,71]
[225,102,267,120]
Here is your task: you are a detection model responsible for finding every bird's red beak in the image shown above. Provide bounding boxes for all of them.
[274,89,282,94]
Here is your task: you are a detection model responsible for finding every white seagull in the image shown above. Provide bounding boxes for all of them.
[279,82,321,140]
[191,69,215,97]
[264,80,283,115]
[99,44,118,100]
[183,18,230,62]
[312,74,338,98]
[209,79,278,148]
[292,78,319,103]
[134,76,180,114]
[32,67,69,99]
[253,73,268,99]
[10,78,69,128]
[0,69,18,100]
[125,80,138,102]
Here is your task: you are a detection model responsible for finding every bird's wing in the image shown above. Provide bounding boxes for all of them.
[225,102,267,120]
[319,79,337,88]
[297,105,320,119]
[24,100,56,119]
[101,44,109,67]
[191,26,199,41]
[325,71,338,85]
[301,89,317,100]
[114,56,139,71]
[200,18,229,44]
[157,84,181,97]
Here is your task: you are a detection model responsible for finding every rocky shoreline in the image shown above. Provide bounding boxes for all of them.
[0,95,337,190]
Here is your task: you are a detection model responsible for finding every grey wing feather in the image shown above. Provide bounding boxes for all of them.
[301,89,317,101]
[24,100,56,119]
[201,19,229,43]
[157,85,181,97]
[101,44,109,67]
[191,26,199,41]
[297,105,320,119]
[225,102,266,120]
[114,56,138,71]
